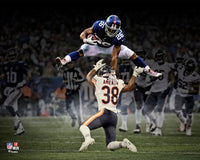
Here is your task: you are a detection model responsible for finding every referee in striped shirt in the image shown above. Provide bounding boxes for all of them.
[63,62,85,127]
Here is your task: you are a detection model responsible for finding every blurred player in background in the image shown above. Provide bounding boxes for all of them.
[56,15,162,79]
[0,48,31,135]
[117,59,134,132]
[143,49,175,136]
[175,58,200,136]
[132,50,152,134]
[79,59,144,152]
[63,62,85,127]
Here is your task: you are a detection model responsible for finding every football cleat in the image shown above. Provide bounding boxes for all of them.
[152,128,162,136]
[79,138,95,152]
[150,123,157,132]
[145,68,162,77]
[55,57,67,70]
[119,126,128,132]
[133,125,141,134]
[186,128,192,136]
[123,138,137,152]
[177,122,186,132]
[15,126,25,136]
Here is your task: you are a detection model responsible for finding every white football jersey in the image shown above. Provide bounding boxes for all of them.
[149,62,175,92]
[176,66,200,97]
[92,75,125,113]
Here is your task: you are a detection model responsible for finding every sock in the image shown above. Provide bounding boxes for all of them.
[187,114,193,128]
[175,110,186,124]
[157,112,165,128]
[79,125,91,141]
[121,115,128,128]
[135,109,142,124]
[132,56,147,68]
[67,51,80,61]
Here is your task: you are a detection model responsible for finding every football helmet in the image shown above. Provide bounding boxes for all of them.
[184,58,196,73]
[98,65,111,78]
[155,49,165,64]
[7,48,18,62]
[105,15,121,38]
[136,49,147,59]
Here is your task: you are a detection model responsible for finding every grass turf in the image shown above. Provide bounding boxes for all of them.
[0,113,200,160]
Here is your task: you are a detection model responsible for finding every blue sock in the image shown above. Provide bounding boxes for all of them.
[69,51,80,61]
[132,56,147,68]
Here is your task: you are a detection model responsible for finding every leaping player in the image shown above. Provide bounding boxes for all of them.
[56,15,162,79]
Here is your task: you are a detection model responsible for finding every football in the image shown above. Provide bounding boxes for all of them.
[87,34,98,40]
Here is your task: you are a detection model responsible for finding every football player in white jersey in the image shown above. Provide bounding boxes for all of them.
[175,58,200,136]
[132,50,152,134]
[117,59,134,132]
[78,59,144,152]
[143,49,175,136]
[55,15,162,79]
[0,48,31,135]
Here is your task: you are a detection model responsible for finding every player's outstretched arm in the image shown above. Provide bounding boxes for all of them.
[86,59,106,87]
[122,67,144,92]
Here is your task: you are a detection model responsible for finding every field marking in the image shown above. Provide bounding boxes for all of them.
[1,148,200,155]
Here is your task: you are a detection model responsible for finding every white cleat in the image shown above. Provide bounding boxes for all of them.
[119,126,128,132]
[15,127,25,136]
[177,122,186,132]
[79,138,95,152]
[152,128,162,136]
[186,128,192,136]
[145,68,162,77]
[123,138,137,152]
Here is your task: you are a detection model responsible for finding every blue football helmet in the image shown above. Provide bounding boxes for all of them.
[105,15,121,37]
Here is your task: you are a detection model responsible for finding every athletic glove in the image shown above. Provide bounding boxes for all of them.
[133,66,144,77]
[83,37,98,45]
[93,59,106,71]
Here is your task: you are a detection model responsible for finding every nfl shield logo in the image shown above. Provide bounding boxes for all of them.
[7,143,13,150]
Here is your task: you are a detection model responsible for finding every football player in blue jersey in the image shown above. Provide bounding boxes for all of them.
[56,15,162,79]
[0,48,31,135]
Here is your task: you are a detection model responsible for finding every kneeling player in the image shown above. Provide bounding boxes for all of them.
[79,59,143,152]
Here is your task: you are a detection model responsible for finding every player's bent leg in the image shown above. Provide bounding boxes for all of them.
[79,125,95,152]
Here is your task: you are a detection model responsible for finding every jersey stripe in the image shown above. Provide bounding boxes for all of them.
[82,108,105,126]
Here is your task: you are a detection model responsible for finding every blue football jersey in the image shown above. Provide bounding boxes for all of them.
[1,61,29,87]
[92,20,125,47]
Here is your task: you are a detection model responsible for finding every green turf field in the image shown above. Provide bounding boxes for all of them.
[0,113,200,160]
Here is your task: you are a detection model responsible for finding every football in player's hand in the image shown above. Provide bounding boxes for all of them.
[87,34,98,40]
